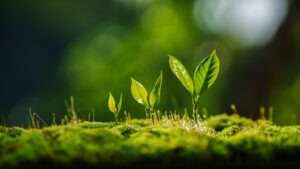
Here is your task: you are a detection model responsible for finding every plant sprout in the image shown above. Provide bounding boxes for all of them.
[169,50,219,120]
[131,71,163,124]
[108,92,122,125]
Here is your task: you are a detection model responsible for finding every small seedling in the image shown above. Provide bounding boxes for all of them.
[108,92,122,125]
[131,71,163,124]
[169,50,219,121]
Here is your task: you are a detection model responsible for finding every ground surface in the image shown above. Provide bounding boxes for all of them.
[0,114,300,169]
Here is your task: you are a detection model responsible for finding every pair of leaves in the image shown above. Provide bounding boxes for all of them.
[169,50,219,96]
[131,71,163,109]
[108,92,122,115]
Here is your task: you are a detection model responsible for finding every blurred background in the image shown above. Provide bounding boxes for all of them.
[0,0,299,126]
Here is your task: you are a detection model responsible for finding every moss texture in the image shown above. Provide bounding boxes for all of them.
[0,114,300,168]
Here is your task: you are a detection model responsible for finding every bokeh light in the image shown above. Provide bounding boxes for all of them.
[193,0,289,48]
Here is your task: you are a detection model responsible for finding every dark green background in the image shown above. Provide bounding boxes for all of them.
[0,0,299,125]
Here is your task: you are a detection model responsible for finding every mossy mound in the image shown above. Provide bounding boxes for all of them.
[0,114,300,168]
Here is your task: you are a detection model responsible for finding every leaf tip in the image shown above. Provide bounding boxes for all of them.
[168,55,174,59]
[212,49,218,57]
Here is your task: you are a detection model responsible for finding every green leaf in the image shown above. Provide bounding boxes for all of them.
[117,93,122,114]
[193,50,219,95]
[131,78,149,107]
[168,55,194,94]
[108,92,117,113]
[149,71,163,108]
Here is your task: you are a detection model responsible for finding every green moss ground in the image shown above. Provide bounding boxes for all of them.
[0,114,300,168]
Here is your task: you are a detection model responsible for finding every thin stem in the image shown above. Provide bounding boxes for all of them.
[145,108,149,119]
[192,96,198,121]
[92,110,95,122]
[145,108,150,124]
[115,114,118,125]
[34,113,48,127]
[52,113,56,126]
[150,108,155,125]
[29,108,36,128]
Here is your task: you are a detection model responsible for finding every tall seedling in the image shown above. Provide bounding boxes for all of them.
[169,50,219,120]
[108,92,122,125]
[131,71,163,124]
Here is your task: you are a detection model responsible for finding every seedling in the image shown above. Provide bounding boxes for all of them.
[131,71,163,124]
[169,50,219,121]
[108,92,122,125]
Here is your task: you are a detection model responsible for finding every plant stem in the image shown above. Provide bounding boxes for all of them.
[115,115,118,125]
[150,108,155,125]
[145,108,149,119]
[192,96,198,121]
[29,108,35,128]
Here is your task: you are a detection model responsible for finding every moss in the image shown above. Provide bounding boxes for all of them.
[112,124,139,137]
[126,118,150,127]
[0,126,26,137]
[0,114,300,168]
[207,114,254,131]
[77,121,115,129]
[217,125,244,137]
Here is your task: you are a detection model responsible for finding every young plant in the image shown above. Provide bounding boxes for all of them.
[169,50,219,120]
[108,92,122,125]
[131,71,163,124]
